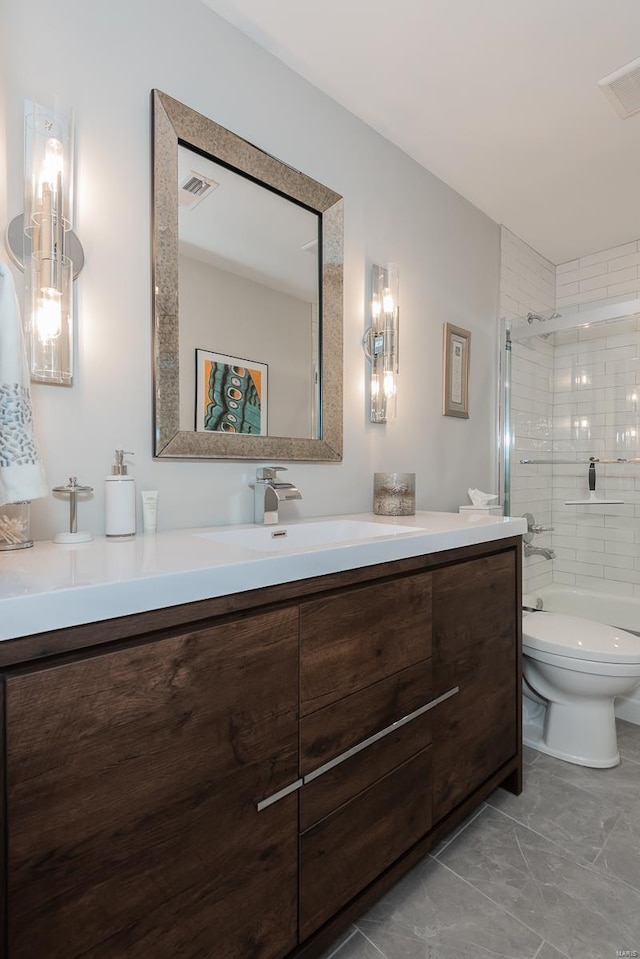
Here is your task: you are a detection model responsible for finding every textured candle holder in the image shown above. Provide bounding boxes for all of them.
[373,472,416,516]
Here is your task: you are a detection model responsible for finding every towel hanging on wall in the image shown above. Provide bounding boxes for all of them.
[0,259,48,504]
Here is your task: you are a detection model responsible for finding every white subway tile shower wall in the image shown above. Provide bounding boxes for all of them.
[556,240,640,311]
[555,241,640,598]
[501,231,640,598]
[500,227,556,320]
[551,312,640,596]
[500,228,555,594]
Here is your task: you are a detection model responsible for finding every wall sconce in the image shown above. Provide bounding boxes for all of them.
[5,101,84,385]
[363,262,399,423]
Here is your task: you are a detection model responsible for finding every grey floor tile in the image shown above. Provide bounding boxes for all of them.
[437,805,640,959]
[617,719,640,766]
[356,855,543,959]
[535,944,569,959]
[429,802,486,858]
[487,762,621,863]
[532,750,640,821]
[523,745,541,766]
[592,810,640,892]
[321,928,386,959]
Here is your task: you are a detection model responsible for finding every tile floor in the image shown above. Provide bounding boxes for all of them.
[321,719,640,959]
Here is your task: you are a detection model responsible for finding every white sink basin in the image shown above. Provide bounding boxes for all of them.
[196,519,425,553]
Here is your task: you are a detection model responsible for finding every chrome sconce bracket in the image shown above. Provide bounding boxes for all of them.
[6,213,84,278]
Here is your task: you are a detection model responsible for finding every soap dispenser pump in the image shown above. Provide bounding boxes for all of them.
[104,449,136,537]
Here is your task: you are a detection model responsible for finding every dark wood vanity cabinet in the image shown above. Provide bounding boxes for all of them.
[3,608,299,959]
[0,537,521,959]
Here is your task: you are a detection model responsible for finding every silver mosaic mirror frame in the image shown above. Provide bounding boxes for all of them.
[152,89,343,461]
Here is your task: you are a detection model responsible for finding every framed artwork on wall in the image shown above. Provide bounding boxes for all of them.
[442,323,470,418]
[195,349,268,434]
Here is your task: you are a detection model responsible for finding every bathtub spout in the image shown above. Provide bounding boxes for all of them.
[524,544,556,560]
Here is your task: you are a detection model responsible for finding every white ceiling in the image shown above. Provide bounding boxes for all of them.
[200,0,640,265]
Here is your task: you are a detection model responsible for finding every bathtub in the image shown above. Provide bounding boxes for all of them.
[522,585,640,726]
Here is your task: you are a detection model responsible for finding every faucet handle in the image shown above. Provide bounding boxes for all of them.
[256,466,288,481]
[522,511,554,542]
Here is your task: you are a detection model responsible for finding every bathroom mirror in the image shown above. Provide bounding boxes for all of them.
[152,90,343,460]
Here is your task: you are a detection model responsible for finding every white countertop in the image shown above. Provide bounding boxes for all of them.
[0,511,526,642]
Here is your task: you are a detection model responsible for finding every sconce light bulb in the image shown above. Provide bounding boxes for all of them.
[383,370,396,398]
[371,293,381,321]
[371,375,380,398]
[35,287,63,343]
[39,136,64,198]
[382,287,394,314]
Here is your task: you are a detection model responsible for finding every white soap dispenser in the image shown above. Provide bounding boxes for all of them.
[105,449,136,537]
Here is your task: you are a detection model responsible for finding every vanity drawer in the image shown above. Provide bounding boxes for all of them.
[300,572,432,716]
[300,707,432,831]
[299,747,432,939]
[300,659,431,776]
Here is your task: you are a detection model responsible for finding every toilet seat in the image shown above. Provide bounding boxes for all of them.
[523,611,640,665]
[523,645,640,678]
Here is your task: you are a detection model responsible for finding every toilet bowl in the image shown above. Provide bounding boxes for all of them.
[522,611,640,768]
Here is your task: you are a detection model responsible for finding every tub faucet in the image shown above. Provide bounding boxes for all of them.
[250,467,302,525]
[524,544,556,560]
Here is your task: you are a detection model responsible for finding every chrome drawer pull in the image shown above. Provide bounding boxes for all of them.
[256,778,303,812]
[303,686,459,785]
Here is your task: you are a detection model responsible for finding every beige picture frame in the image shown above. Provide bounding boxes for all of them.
[443,323,471,418]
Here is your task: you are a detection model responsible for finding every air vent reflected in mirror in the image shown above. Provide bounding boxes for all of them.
[178,172,219,209]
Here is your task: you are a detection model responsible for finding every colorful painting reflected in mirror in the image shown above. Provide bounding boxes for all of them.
[196,349,268,434]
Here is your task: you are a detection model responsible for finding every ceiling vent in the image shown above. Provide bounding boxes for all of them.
[178,172,219,209]
[599,56,640,119]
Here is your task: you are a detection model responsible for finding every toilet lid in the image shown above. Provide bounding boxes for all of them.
[523,611,640,664]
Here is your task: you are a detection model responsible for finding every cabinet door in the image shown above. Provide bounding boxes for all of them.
[5,608,299,959]
[431,550,518,821]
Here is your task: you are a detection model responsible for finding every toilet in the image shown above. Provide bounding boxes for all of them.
[522,611,640,768]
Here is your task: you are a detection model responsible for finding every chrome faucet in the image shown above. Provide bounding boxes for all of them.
[250,467,302,525]
[524,544,556,560]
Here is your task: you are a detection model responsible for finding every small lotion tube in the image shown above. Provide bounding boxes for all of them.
[140,490,158,533]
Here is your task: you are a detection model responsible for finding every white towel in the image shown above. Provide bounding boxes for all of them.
[0,259,48,504]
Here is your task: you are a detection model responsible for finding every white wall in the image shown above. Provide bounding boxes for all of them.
[1,0,500,540]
